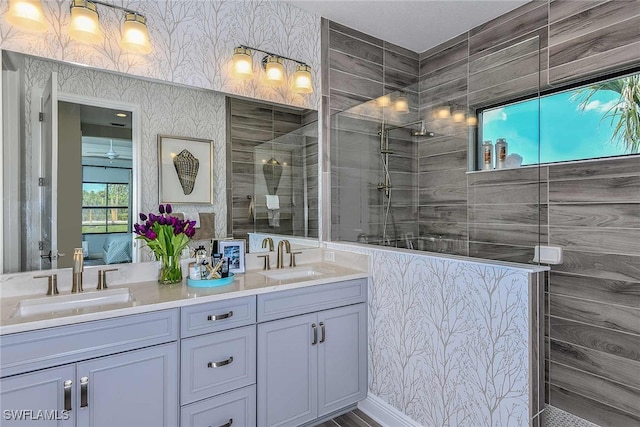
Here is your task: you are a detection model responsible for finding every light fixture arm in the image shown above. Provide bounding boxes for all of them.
[238,45,308,67]
[76,0,146,18]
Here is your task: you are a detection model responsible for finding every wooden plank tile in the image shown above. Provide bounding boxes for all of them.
[329,20,383,47]
[469,35,541,74]
[330,69,383,100]
[467,166,546,186]
[549,0,609,24]
[549,203,640,228]
[548,157,640,180]
[329,29,383,64]
[469,203,547,226]
[468,71,540,108]
[419,204,468,223]
[468,242,534,264]
[418,167,467,188]
[420,221,469,241]
[549,176,640,203]
[470,1,547,37]
[419,77,468,105]
[549,361,640,418]
[550,294,640,335]
[549,40,640,85]
[419,60,468,93]
[384,67,418,91]
[552,250,640,282]
[384,40,419,60]
[230,98,273,120]
[550,339,640,389]
[469,223,545,247]
[384,47,419,75]
[418,150,467,173]
[418,184,467,205]
[417,134,467,158]
[549,316,640,362]
[550,226,640,256]
[549,0,640,46]
[469,182,548,205]
[549,272,640,308]
[549,15,640,67]
[229,126,273,143]
[419,37,468,75]
[352,409,382,427]
[330,49,384,83]
[549,383,640,427]
[329,89,374,113]
[469,50,540,93]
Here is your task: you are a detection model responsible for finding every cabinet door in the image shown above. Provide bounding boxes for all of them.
[181,385,256,427]
[76,343,178,427]
[0,365,74,427]
[318,303,367,417]
[257,313,318,427]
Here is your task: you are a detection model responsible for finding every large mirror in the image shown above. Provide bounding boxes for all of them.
[2,50,318,274]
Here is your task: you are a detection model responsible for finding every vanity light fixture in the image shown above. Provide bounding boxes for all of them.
[436,104,452,119]
[452,106,466,123]
[467,116,478,126]
[394,95,409,113]
[376,94,391,108]
[66,0,151,54]
[115,112,127,118]
[231,45,314,94]
[6,0,47,32]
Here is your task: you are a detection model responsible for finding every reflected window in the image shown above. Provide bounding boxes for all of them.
[82,183,130,233]
[480,71,640,167]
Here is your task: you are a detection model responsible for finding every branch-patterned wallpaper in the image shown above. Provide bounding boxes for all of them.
[0,0,321,110]
[327,242,534,426]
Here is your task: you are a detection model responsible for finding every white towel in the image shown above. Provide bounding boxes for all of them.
[268,209,280,227]
[182,212,201,228]
[265,195,280,210]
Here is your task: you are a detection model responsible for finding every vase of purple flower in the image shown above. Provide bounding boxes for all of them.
[134,203,197,284]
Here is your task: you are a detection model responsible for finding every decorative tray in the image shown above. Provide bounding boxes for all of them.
[186,273,235,288]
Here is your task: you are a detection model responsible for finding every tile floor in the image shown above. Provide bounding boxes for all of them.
[316,409,382,427]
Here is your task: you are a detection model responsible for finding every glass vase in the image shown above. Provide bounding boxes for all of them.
[158,254,183,285]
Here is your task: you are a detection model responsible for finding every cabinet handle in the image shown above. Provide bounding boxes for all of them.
[207,311,233,321]
[63,380,72,411]
[210,418,233,427]
[208,356,233,368]
[80,377,88,408]
[319,322,326,343]
[311,323,318,345]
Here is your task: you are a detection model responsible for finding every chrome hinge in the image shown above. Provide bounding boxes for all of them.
[38,177,46,186]
[39,112,44,122]
[39,241,44,250]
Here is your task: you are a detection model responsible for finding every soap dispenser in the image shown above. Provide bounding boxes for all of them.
[72,248,84,293]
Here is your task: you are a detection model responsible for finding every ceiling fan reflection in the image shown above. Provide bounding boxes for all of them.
[85,139,120,160]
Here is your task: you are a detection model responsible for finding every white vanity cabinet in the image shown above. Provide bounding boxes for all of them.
[179,296,257,427]
[256,279,368,427]
[0,310,179,427]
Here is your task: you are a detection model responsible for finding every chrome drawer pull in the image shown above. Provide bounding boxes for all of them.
[63,380,72,411]
[210,418,233,427]
[311,323,318,345]
[80,376,88,408]
[208,356,233,368]
[319,322,326,343]
[207,311,233,321]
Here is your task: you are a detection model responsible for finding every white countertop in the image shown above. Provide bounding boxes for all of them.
[0,262,369,335]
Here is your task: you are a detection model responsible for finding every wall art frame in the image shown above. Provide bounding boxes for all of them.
[218,239,246,274]
[158,134,213,204]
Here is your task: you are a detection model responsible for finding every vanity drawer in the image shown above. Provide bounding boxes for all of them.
[181,325,256,404]
[181,296,256,337]
[257,278,367,322]
[181,385,256,427]
[0,309,179,377]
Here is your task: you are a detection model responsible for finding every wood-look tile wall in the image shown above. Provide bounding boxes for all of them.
[226,98,318,242]
[327,19,420,244]
[325,1,640,425]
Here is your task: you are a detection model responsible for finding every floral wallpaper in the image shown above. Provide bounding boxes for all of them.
[0,0,321,110]
[327,242,538,426]
[21,55,227,268]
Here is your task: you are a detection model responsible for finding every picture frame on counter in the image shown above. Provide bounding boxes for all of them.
[219,239,246,274]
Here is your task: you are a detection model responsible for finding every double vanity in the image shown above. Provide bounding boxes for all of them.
[0,254,369,427]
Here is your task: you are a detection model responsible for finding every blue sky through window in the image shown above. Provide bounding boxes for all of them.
[482,84,628,166]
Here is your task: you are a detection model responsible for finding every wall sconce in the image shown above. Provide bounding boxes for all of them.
[394,94,409,113]
[6,0,47,31]
[436,105,451,119]
[376,94,391,108]
[231,45,314,94]
[452,106,466,123]
[467,116,478,126]
[6,0,152,53]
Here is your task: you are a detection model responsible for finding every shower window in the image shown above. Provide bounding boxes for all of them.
[82,182,130,234]
[479,70,640,167]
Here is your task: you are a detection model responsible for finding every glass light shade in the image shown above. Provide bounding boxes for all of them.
[377,94,391,108]
[452,108,466,123]
[122,13,151,54]
[293,64,313,94]
[68,0,103,44]
[394,95,409,113]
[231,47,253,80]
[6,0,47,32]
[467,116,478,126]
[436,105,451,119]
[264,56,285,87]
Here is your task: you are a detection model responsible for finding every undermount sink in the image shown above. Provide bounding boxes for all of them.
[260,266,332,281]
[10,288,135,319]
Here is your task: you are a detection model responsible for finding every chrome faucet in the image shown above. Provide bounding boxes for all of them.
[276,240,291,269]
[262,237,274,252]
[72,248,84,293]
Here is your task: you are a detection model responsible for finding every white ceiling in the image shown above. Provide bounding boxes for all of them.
[286,0,531,53]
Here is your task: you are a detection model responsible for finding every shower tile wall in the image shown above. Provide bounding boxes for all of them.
[326,20,420,244]
[226,98,318,241]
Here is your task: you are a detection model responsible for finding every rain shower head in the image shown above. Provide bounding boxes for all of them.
[412,120,435,137]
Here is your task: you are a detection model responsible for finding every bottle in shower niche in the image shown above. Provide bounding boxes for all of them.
[495,138,508,169]
[482,140,494,170]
